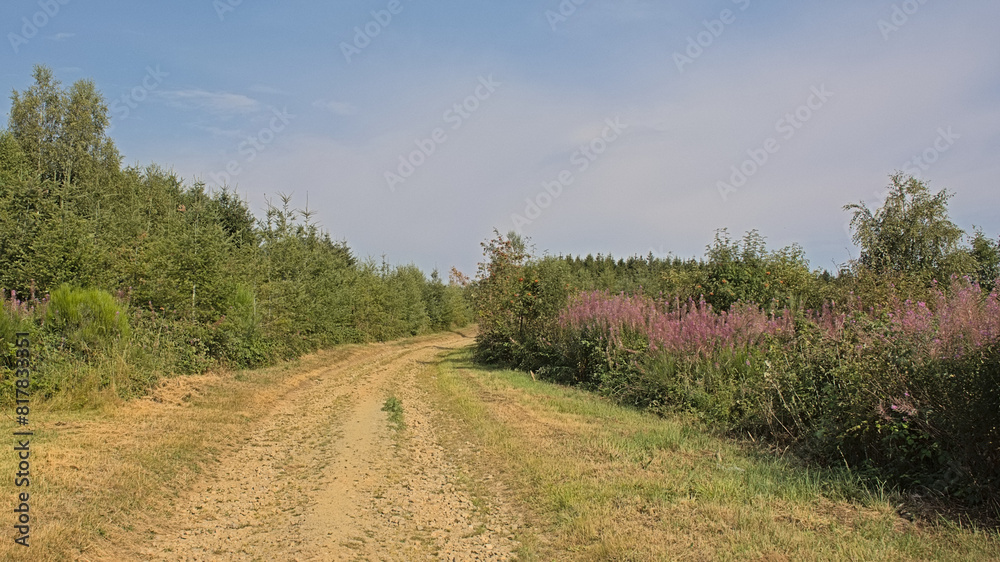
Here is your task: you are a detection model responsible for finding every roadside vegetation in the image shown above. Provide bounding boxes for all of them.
[470,175,1000,522]
[0,65,471,409]
[429,348,1000,560]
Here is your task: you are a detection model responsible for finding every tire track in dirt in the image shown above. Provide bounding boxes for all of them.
[139,331,520,561]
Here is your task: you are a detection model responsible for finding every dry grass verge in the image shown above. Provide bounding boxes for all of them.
[0,344,362,561]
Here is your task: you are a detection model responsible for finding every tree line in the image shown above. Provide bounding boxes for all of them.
[0,65,470,403]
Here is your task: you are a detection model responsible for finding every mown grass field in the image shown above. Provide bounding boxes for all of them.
[424,348,1000,561]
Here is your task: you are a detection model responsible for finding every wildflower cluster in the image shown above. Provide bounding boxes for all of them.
[527,276,1000,500]
[560,291,793,357]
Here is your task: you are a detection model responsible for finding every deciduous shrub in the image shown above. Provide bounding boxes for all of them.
[45,284,129,356]
[471,230,571,368]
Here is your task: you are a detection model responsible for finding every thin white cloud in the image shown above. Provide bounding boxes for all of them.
[312,99,358,116]
[159,89,261,115]
[50,33,75,41]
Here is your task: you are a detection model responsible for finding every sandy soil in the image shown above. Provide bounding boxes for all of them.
[137,331,521,561]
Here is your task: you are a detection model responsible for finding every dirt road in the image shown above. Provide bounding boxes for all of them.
[138,331,521,561]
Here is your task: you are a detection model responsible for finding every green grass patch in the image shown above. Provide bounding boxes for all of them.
[382,394,405,430]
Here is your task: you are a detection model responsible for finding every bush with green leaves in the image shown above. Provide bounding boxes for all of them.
[213,284,272,368]
[0,290,40,371]
[45,285,129,356]
[471,230,572,368]
[703,228,820,312]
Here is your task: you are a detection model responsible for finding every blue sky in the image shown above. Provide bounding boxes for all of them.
[3,0,999,276]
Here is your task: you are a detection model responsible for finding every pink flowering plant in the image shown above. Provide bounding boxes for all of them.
[534,276,1000,499]
[0,287,45,367]
[545,290,793,417]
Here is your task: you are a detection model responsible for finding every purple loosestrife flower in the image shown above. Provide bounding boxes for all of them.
[560,279,1000,368]
[560,290,791,357]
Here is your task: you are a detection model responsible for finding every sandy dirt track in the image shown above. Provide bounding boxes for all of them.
[137,331,521,561]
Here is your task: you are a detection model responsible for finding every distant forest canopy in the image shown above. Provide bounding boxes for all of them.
[0,65,471,398]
